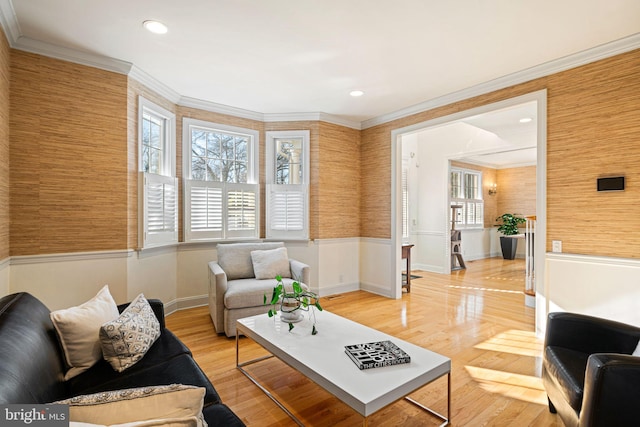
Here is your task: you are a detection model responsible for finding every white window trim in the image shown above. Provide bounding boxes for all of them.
[265,130,310,240]
[138,97,177,249]
[138,96,176,177]
[182,118,260,242]
[450,167,484,229]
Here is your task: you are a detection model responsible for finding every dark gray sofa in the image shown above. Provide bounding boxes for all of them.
[0,292,244,426]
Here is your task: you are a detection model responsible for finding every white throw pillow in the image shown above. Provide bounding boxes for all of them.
[50,285,120,380]
[55,384,206,427]
[100,293,161,372]
[633,340,640,356]
[250,247,291,280]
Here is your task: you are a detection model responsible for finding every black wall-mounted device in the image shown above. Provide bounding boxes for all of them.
[597,176,625,192]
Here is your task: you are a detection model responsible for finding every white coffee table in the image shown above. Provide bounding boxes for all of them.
[236,310,451,426]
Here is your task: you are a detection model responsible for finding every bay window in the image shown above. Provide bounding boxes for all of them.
[183,119,259,241]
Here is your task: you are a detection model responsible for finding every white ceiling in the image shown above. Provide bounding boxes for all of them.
[5,0,640,126]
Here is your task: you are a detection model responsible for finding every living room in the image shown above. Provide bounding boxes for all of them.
[0,1,639,425]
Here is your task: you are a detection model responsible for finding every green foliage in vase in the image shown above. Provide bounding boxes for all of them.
[264,275,323,334]
[496,213,526,236]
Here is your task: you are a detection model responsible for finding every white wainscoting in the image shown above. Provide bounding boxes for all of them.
[359,238,394,298]
[545,253,640,329]
[1,238,366,313]
[410,231,447,273]
[9,251,132,311]
[315,238,360,297]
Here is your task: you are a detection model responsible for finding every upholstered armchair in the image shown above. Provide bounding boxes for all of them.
[542,312,640,427]
[208,242,310,337]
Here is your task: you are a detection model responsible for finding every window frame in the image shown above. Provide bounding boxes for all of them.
[138,97,177,249]
[450,167,484,229]
[182,118,260,242]
[265,130,310,240]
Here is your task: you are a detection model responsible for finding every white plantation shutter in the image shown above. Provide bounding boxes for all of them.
[184,181,258,240]
[267,184,306,239]
[140,172,178,248]
[227,183,259,238]
[185,180,223,241]
[265,130,310,240]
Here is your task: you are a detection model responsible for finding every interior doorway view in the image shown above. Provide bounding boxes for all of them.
[393,91,547,333]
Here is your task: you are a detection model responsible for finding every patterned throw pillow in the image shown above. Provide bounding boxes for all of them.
[100,294,160,372]
[54,384,206,427]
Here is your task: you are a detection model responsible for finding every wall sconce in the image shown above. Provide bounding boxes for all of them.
[488,183,497,196]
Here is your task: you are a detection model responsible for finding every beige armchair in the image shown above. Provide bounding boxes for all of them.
[208,242,310,337]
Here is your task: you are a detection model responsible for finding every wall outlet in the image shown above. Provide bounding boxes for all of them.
[552,240,562,253]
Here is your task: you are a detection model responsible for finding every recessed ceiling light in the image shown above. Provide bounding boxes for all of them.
[349,90,364,97]
[519,117,533,123]
[143,20,168,34]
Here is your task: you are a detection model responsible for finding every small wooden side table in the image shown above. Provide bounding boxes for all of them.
[402,244,414,293]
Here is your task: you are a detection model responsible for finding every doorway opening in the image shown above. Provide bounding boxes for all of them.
[391,90,547,334]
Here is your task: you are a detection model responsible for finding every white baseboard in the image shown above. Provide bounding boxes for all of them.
[318,282,360,297]
[359,281,393,298]
[165,294,209,316]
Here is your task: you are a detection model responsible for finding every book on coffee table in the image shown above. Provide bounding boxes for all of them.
[344,340,411,370]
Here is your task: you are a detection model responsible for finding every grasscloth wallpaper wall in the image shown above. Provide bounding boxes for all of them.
[361,48,640,259]
[6,50,363,257]
[10,51,129,256]
[5,45,639,259]
[0,30,8,261]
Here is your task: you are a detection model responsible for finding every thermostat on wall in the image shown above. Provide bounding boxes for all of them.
[597,176,625,192]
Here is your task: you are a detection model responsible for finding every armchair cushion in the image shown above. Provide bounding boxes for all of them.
[217,242,284,280]
[250,247,291,279]
[544,346,589,411]
[224,278,305,310]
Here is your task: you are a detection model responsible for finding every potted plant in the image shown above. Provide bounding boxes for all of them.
[496,213,526,260]
[264,275,323,334]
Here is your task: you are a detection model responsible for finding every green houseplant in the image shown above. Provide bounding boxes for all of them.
[496,213,526,260]
[264,275,323,334]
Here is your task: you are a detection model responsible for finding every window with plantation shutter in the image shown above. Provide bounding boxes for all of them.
[266,131,309,240]
[450,167,484,229]
[138,97,176,248]
[141,173,178,246]
[183,119,259,241]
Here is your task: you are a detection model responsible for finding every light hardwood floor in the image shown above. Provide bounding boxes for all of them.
[166,257,562,426]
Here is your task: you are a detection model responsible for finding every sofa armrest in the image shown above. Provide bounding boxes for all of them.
[117,299,166,330]
[208,262,228,334]
[289,258,310,286]
[545,312,640,355]
[579,353,640,427]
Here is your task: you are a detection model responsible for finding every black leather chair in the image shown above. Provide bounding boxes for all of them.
[542,312,640,427]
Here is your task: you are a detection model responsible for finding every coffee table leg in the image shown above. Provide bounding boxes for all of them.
[404,371,450,426]
[236,328,305,427]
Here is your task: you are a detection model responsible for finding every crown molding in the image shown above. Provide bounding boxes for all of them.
[129,65,181,104]
[14,36,132,74]
[0,0,19,43]
[361,32,640,129]
[179,96,264,122]
[0,0,637,131]
[263,112,361,130]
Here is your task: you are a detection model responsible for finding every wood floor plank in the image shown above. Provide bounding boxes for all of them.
[166,257,563,426]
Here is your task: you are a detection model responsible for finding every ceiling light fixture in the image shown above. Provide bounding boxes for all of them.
[143,20,168,34]
[349,90,364,97]
[519,117,533,123]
